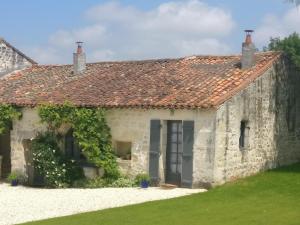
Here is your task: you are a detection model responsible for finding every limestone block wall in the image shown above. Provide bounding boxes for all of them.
[10,107,217,187]
[106,108,216,186]
[0,41,32,76]
[214,59,300,185]
[10,108,46,174]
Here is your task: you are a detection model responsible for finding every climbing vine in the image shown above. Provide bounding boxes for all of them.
[0,104,21,134]
[38,102,120,179]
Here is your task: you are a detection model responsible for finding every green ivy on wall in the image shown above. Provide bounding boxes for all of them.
[38,102,120,179]
[0,104,21,134]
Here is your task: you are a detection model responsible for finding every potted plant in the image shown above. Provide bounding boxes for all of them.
[135,173,150,188]
[7,172,22,186]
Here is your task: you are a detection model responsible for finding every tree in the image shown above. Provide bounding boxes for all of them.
[287,0,300,6]
[266,33,300,69]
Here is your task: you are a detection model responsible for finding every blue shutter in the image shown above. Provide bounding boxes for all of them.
[149,120,161,186]
[182,121,194,188]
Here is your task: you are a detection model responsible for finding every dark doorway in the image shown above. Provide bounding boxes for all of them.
[0,131,11,178]
[65,129,84,160]
[23,139,44,186]
[166,121,183,186]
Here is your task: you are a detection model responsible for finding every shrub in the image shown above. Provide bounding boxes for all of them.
[83,178,108,188]
[32,132,83,188]
[72,177,137,188]
[109,177,136,188]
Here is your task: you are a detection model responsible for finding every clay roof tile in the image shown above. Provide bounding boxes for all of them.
[0,51,281,109]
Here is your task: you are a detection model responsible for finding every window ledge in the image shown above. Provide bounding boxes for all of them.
[117,158,131,163]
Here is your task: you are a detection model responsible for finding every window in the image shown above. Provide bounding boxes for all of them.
[239,121,249,149]
[114,141,132,160]
[65,129,85,160]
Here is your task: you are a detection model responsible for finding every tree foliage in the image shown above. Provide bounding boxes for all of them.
[287,0,300,6]
[266,33,300,69]
[38,103,119,179]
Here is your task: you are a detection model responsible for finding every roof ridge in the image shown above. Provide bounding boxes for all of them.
[35,51,280,67]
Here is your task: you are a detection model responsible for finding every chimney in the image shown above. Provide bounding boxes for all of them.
[241,30,256,69]
[73,41,86,74]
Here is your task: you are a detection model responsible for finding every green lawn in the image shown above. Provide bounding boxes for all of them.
[22,163,300,225]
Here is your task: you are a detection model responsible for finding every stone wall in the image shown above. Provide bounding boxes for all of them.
[10,107,217,187]
[10,108,47,174]
[106,108,216,186]
[213,58,300,185]
[0,40,32,76]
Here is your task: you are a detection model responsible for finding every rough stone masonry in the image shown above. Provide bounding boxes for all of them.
[0,39,33,76]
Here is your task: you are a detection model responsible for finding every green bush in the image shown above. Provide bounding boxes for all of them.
[72,177,137,188]
[32,132,84,188]
[109,177,136,188]
[79,178,108,188]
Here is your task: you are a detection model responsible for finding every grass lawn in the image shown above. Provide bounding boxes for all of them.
[21,163,300,225]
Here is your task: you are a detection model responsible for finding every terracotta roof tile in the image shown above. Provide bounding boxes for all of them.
[0,51,281,109]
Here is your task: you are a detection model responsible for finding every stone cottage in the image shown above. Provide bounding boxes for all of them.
[0,32,300,188]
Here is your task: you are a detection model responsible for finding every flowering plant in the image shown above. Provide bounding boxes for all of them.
[32,132,83,188]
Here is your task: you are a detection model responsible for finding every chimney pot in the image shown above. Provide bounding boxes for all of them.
[241,30,256,69]
[73,41,86,74]
[76,41,83,54]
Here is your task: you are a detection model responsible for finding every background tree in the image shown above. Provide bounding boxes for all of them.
[287,0,300,6]
[266,33,300,69]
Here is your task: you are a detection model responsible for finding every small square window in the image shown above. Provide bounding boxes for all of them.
[115,141,132,160]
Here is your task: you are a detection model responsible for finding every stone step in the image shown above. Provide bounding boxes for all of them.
[160,183,178,189]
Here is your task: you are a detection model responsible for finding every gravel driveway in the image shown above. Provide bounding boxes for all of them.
[0,183,205,225]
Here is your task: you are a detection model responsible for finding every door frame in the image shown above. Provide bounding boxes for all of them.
[165,120,183,186]
[149,119,195,188]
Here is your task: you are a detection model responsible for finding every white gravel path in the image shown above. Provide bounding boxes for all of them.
[0,183,206,225]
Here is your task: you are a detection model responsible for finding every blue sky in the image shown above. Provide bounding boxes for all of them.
[0,0,297,64]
